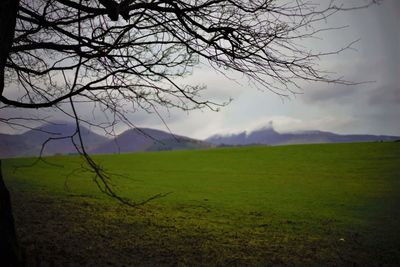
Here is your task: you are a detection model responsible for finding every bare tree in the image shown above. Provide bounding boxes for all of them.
[0,0,375,265]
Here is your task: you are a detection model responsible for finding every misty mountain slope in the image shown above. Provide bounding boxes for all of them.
[206,124,400,146]
[25,122,109,155]
[0,134,30,158]
[0,122,109,158]
[91,128,211,154]
[0,122,210,158]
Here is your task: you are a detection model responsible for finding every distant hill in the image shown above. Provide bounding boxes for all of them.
[0,133,30,158]
[206,123,400,146]
[90,128,211,154]
[0,122,211,158]
[0,122,108,158]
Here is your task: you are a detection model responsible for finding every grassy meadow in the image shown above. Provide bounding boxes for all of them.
[3,142,400,266]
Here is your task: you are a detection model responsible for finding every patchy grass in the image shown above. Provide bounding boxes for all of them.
[3,142,400,266]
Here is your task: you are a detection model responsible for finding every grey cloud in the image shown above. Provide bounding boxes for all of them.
[302,85,362,104]
[368,84,400,106]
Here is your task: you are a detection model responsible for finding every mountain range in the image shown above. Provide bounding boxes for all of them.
[0,121,398,158]
[0,122,108,158]
[207,123,399,146]
[0,122,210,158]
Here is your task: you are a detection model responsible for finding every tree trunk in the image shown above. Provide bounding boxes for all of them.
[0,0,19,95]
[0,1,24,263]
[0,160,23,266]
[1,0,24,263]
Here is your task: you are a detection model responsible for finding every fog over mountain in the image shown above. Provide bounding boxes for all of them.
[206,122,399,146]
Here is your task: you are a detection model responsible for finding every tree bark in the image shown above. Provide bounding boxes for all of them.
[0,160,23,266]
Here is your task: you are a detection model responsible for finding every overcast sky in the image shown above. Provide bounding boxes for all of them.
[121,0,399,139]
[1,0,399,139]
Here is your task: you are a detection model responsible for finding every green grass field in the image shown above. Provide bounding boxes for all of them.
[3,142,400,266]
